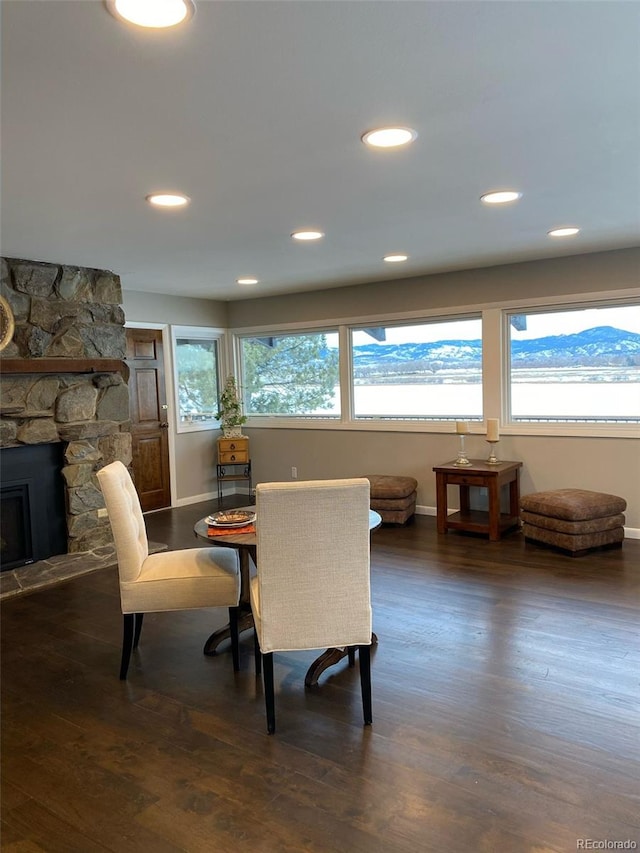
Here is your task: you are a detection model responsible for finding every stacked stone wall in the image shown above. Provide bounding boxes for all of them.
[0,257,130,552]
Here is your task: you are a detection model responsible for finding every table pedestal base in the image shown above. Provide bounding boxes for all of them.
[304,633,378,687]
[205,616,378,689]
[203,606,254,656]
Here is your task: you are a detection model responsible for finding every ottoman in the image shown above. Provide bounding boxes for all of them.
[363,474,418,525]
[520,489,626,556]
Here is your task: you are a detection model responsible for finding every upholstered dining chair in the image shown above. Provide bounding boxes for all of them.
[250,478,373,734]
[97,461,241,680]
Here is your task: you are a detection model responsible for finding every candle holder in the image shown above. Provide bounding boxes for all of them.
[454,433,472,466]
[486,441,499,465]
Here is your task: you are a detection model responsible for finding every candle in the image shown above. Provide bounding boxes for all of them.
[487,419,500,442]
[455,421,468,435]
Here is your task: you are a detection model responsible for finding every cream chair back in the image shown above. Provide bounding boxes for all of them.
[96,461,149,584]
[255,478,372,653]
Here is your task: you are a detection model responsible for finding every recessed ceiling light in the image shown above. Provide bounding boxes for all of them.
[237,278,258,285]
[383,254,408,263]
[548,226,580,237]
[105,0,195,28]
[291,230,324,241]
[361,127,417,149]
[146,193,190,208]
[480,190,523,205]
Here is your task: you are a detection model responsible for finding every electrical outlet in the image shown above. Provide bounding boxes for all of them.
[291,466,298,479]
[97,507,109,518]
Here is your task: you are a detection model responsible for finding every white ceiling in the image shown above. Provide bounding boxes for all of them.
[2,0,639,302]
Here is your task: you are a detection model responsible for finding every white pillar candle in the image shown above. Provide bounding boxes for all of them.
[455,421,468,435]
[487,419,500,442]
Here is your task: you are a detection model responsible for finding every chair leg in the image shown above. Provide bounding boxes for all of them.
[358,644,372,726]
[228,606,240,672]
[253,629,262,677]
[120,614,135,680]
[347,646,356,667]
[133,613,144,649]
[263,652,276,734]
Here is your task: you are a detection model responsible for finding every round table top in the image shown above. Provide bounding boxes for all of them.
[194,506,382,548]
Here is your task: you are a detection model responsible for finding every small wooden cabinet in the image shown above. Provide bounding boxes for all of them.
[218,437,249,464]
[216,437,251,504]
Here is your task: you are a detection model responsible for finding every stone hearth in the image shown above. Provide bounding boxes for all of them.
[0,539,167,602]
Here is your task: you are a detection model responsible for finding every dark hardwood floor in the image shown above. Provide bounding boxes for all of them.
[2,499,639,852]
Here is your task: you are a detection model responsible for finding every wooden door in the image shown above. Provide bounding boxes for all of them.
[125,329,171,511]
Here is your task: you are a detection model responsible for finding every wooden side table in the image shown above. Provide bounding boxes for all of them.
[432,460,522,541]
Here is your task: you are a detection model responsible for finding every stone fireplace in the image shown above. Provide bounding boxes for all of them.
[0,256,131,567]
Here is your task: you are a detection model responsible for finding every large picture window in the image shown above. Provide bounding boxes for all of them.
[240,331,340,417]
[172,326,223,432]
[507,303,640,423]
[350,318,483,421]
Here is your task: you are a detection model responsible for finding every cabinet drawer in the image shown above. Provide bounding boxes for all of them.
[218,438,248,453]
[447,473,489,487]
[219,450,249,464]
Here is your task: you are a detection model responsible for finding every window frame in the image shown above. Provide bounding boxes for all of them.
[348,314,484,424]
[227,289,639,438]
[231,310,487,433]
[502,297,640,433]
[171,324,226,434]
[236,326,342,422]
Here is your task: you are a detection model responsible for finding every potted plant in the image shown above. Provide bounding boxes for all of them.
[216,375,247,438]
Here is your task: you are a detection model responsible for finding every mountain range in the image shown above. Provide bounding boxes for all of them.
[352,326,640,373]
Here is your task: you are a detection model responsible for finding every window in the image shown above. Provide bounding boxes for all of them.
[240,331,340,417]
[172,326,223,432]
[350,318,483,421]
[506,303,640,423]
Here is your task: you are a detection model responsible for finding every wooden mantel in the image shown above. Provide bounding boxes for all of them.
[0,358,129,380]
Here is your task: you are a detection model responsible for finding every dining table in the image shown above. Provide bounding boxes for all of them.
[194,506,382,686]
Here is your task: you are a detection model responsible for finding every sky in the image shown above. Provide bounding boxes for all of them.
[510,306,640,340]
[350,305,640,345]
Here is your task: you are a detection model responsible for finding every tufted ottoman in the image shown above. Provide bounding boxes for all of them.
[363,474,418,525]
[520,489,626,556]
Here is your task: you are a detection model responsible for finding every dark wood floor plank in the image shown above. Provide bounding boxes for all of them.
[1,745,185,853]
[0,818,49,852]
[1,800,112,853]
[2,507,639,852]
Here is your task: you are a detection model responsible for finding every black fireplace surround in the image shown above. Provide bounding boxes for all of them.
[0,443,67,571]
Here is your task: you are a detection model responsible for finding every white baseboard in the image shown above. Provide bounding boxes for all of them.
[415,504,436,517]
[415,504,639,539]
[173,484,253,508]
[174,490,217,507]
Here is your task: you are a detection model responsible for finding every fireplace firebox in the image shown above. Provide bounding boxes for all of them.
[0,443,67,571]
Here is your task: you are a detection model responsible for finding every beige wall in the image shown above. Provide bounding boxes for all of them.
[227,247,640,327]
[245,428,640,528]
[174,429,220,501]
[123,290,229,327]
[123,249,640,530]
